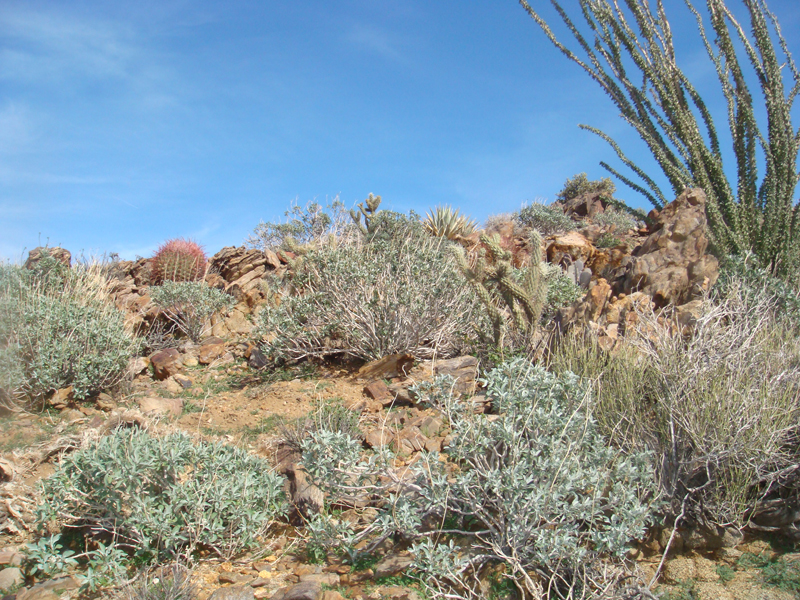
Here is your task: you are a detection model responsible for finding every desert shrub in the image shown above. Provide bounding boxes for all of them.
[423,205,478,240]
[543,263,584,314]
[548,281,800,529]
[295,360,657,599]
[593,207,640,232]
[151,239,207,284]
[149,281,235,343]
[0,256,140,405]
[246,197,352,252]
[556,173,616,203]
[513,202,575,235]
[595,232,621,249]
[255,213,486,363]
[410,360,657,598]
[280,398,361,453]
[37,428,287,565]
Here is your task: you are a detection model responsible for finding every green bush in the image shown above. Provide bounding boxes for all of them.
[543,263,584,314]
[0,255,140,405]
[556,172,616,203]
[246,197,352,252]
[593,207,640,232]
[295,359,657,599]
[410,359,657,598]
[595,232,621,249]
[149,281,235,343]
[255,212,486,362]
[513,202,575,235]
[37,428,287,564]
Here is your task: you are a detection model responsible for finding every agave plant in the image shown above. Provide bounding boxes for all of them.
[423,205,478,240]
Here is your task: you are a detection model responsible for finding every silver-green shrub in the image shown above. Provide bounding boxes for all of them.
[246,197,352,252]
[295,359,657,599]
[593,207,641,232]
[0,256,140,405]
[37,428,287,565]
[411,359,657,598]
[255,213,486,362]
[513,202,576,235]
[149,281,235,343]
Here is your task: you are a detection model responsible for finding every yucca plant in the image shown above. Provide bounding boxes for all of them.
[423,205,478,240]
[518,0,800,280]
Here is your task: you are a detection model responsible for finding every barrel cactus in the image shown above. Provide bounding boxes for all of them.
[151,238,207,284]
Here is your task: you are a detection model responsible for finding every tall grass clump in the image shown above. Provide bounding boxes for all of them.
[518,0,800,280]
[548,280,800,530]
[255,212,487,363]
[0,252,140,407]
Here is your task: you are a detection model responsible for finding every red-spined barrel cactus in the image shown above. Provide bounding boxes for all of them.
[151,238,207,284]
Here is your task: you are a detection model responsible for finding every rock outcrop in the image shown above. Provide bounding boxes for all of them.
[618,188,719,307]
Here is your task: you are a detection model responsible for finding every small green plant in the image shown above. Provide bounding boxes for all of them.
[593,207,640,232]
[715,564,735,583]
[37,428,287,566]
[556,173,616,203]
[513,202,576,235]
[595,232,621,248]
[0,255,140,406]
[24,534,78,579]
[423,205,478,240]
[150,238,207,284]
[149,281,235,343]
[658,580,699,600]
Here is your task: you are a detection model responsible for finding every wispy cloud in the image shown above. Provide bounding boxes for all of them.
[0,101,36,153]
[0,6,179,107]
[344,23,411,66]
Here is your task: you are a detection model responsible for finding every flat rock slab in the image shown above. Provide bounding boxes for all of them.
[207,585,255,600]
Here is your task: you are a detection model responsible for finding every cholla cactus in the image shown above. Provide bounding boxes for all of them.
[423,205,478,240]
[452,229,548,348]
[349,193,382,235]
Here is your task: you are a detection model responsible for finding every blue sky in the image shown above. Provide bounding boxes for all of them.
[1,1,798,261]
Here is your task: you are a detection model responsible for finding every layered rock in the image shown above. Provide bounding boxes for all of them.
[618,188,718,307]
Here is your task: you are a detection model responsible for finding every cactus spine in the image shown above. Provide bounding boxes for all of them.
[350,193,382,235]
[453,230,548,350]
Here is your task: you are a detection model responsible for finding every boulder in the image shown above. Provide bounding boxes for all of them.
[199,340,227,364]
[284,463,324,520]
[619,188,719,307]
[558,191,610,218]
[24,246,71,269]
[433,355,478,394]
[271,581,323,600]
[137,397,183,418]
[47,386,74,409]
[546,231,597,266]
[150,348,183,380]
[0,566,23,592]
[207,585,255,600]
[373,554,414,579]
[357,354,415,380]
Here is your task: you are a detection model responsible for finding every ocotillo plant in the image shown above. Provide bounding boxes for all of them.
[349,193,382,235]
[453,230,548,349]
[519,0,800,280]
